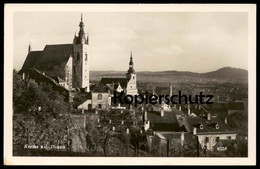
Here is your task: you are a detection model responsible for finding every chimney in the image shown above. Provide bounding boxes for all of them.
[144,111,148,120]
[97,118,100,123]
[140,130,143,134]
[22,73,25,80]
[118,103,121,107]
[85,87,89,93]
[133,110,135,115]
[179,105,181,111]
[126,128,129,134]
[121,120,124,125]
[170,84,173,96]
[121,110,123,114]
[181,131,185,146]
[95,109,98,114]
[207,113,211,121]
[81,108,84,114]
[160,108,164,117]
[144,121,150,131]
[193,127,197,135]
[112,126,115,131]
[224,117,228,125]
[130,105,133,110]
[109,119,112,124]
[43,72,45,75]
[28,43,31,53]
[188,104,190,115]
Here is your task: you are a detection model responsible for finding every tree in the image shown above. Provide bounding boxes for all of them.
[13,71,70,155]
[13,70,69,116]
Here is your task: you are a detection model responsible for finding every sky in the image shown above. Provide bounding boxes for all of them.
[13,12,248,72]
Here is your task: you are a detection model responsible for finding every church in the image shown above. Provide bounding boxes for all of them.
[20,14,90,92]
[100,51,138,96]
[20,15,138,109]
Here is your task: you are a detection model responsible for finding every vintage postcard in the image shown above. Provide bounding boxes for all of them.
[4,4,256,165]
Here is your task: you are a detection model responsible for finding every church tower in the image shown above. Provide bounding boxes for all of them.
[72,14,90,91]
[126,52,138,95]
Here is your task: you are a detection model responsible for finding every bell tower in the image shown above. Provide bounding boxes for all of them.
[72,14,90,91]
[126,51,138,95]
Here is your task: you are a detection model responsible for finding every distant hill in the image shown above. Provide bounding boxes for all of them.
[202,67,248,79]
[90,67,248,82]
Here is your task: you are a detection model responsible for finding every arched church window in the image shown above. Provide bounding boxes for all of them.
[85,54,88,61]
[97,94,102,100]
[133,76,135,79]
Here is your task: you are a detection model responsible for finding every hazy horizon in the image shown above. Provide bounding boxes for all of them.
[89,66,247,73]
[13,66,248,73]
[14,12,248,73]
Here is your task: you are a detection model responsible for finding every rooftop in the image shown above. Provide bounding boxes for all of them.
[101,77,129,89]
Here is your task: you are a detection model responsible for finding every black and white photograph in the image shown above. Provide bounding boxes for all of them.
[4,4,256,165]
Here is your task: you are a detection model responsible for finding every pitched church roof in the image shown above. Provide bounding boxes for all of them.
[21,51,42,70]
[20,44,74,79]
[100,77,129,89]
[34,44,73,69]
[21,44,73,71]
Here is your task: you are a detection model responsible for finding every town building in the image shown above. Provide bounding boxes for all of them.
[176,109,237,151]
[143,109,181,132]
[91,84,111,110]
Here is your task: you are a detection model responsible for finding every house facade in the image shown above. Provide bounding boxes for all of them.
[176,111,237,151]
[91,85,111,110]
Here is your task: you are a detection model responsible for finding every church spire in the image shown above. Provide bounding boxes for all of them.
[74,13,88,44]
[79,13,85,31]
[81,13,83,22]
[127,51,135,74]
[129,51,133,66]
